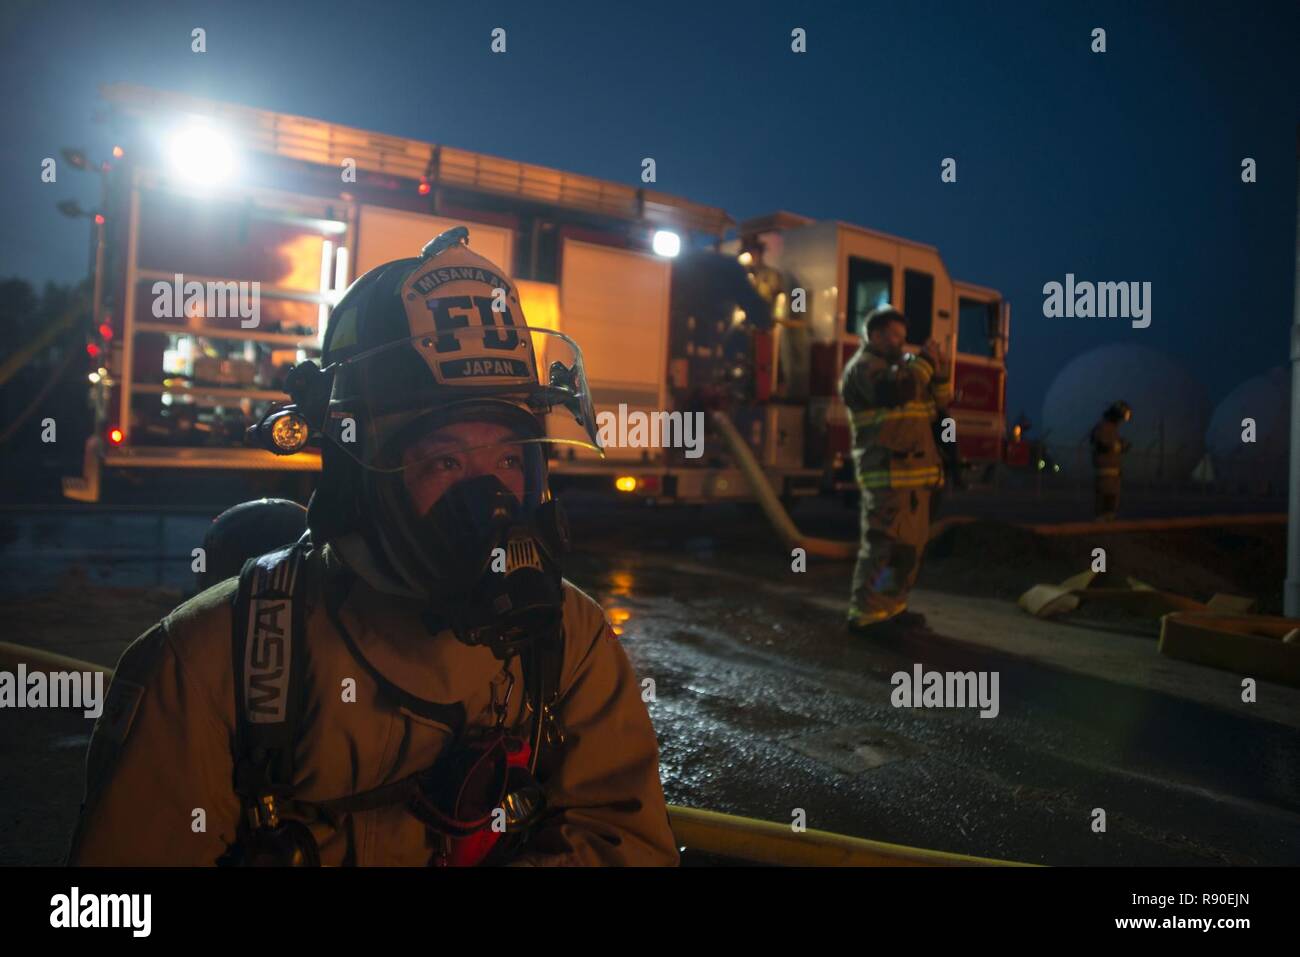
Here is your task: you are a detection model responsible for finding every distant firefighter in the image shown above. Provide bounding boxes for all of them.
[840,305,951,634]
[1090,401,1132,520]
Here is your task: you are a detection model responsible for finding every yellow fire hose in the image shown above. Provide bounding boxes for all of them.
[709,410,857,560]
[1,642,1029,866]
[668,804,1027,866]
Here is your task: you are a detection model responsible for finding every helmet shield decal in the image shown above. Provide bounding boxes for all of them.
[322,326,602,474]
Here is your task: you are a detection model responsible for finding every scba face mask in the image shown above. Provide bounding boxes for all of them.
[342,406,572,658]
[408,470,570,660]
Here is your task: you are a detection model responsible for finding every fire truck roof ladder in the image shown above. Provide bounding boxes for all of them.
[99,84,732,237]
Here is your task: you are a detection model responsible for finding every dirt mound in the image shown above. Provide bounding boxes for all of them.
[0,568,181,666]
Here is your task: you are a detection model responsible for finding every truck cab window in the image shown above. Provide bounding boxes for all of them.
[846,256,893,336]
[957,297,998,357]
[902,269,933,344]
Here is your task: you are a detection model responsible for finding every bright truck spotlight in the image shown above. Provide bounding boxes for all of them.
[167,124,236,185]
[652,230,681,258]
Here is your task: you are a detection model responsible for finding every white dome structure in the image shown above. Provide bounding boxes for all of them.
[1205,367,1291,490]
[1041,344,1209,483]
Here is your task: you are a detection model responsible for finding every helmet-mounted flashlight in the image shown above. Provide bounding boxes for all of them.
[247,360,331,455]
[258,409,311,454]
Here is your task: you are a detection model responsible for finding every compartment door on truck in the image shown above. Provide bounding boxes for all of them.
[559,239,671,462]
[355,207,514,278]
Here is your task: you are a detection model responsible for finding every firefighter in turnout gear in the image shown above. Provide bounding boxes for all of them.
[1091,400,1132,521]
[840,306,952,633]
[67,227,679,867]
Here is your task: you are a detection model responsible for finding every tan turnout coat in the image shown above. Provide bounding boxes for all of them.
[68,545,678,866]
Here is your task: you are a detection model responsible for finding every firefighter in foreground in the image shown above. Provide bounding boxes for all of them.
[1090,400,1132,521]
[68,227,678,866]
[840,306,952,634]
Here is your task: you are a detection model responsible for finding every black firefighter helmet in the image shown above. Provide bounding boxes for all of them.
[249,227,602,644]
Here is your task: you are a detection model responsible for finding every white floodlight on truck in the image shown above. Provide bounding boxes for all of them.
[166,122,236,185]
[652,229,681,258]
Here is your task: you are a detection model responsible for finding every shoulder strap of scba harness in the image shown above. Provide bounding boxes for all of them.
[229,540,567,861]
[231,542,309,810]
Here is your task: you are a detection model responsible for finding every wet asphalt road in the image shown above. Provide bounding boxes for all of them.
[561,508,1300,867]
[2,501,1298,865]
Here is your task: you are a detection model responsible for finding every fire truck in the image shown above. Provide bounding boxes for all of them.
[63,85,1008,506]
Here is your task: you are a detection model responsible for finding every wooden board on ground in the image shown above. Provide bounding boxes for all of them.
[1159,612,1300,688]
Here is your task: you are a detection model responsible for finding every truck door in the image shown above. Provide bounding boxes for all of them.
[844,256,892,338]
[951,291,1006,464]
[356,206,514,276]
[559,239,671,462]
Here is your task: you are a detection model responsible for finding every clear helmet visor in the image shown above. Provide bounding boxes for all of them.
[320,326,603,480]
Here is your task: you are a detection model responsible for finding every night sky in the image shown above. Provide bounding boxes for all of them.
[3,0,1297,420]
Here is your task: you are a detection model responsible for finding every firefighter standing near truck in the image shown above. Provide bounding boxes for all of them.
[1090,400,1132,521]
[67,227,678,866]
[840,305,952,634]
